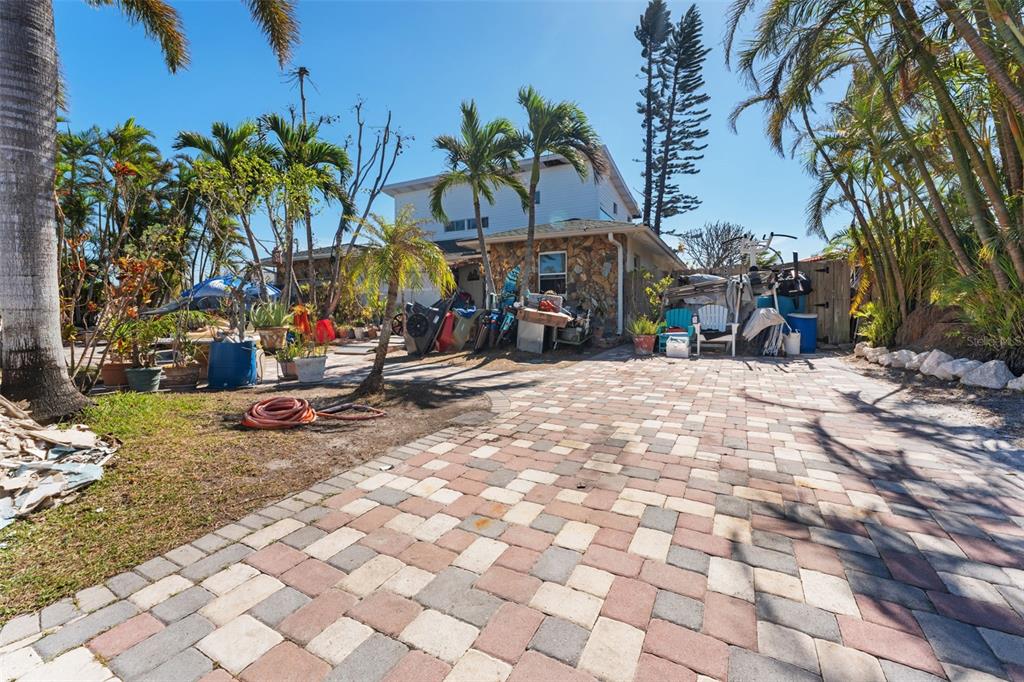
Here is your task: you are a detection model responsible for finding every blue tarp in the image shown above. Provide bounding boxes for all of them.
[179,276,280,301]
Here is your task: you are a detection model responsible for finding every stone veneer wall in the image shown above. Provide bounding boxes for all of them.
[487,235,622,334]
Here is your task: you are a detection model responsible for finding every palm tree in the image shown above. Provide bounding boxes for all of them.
[354,206,454,394]
[430,101,528,303]
[0,0,298,420]
[261,113,350,308]
[174,121,275,295]
[516,86,606,300]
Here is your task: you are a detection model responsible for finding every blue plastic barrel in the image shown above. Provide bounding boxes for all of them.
[207,340,258,388]
[758,295,802,317]
[786,313,818,353]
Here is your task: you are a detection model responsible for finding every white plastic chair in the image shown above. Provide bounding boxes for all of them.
[694,304,739,357]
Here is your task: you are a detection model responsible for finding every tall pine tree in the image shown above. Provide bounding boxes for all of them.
[635,0,671,228]
[652,5,710,235]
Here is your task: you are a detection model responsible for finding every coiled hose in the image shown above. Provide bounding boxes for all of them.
[242,396,386,429]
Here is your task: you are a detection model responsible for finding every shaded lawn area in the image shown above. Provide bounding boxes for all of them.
[384,343,608,373]
[0,383,488,622]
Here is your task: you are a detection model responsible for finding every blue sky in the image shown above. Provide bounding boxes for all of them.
[54,0,837,259]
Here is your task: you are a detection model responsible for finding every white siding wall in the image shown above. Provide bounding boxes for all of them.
[392,161,636,241]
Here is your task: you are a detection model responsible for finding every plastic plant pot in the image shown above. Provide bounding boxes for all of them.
[125,367,162,393]
[294,355,327,383]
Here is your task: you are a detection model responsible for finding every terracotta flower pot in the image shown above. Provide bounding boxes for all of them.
[257,327,288,353]
[100,361,130,388]
[632,335,656,356]
[162,364,201,388]
[278,360,298,381]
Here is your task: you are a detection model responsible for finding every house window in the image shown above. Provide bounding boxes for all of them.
[613,202,618,215]
[534,191,541,205]
[445,216,488,232]
[538,251,567,294]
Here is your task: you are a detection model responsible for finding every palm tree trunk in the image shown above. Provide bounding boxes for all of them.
[519,159,541,303]
[304,209,316,311]
[359,277,398,395]
[0,0,90,420]
[239,214,268,298]
[473,190,495,304]
[283,218,296,304]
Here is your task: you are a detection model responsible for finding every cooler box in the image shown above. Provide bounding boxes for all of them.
[666,335,690,358]
[786,313,818,353]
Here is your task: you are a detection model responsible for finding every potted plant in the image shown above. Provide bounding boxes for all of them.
[207,285,259,388]
[119,317,170,392]
[100,326,133,388]
[162,311,207,388]
[275,342,301,381]
[627,315,659,356]
[352,315,367,340]
[251,302,292,353]
[294,342,328,383]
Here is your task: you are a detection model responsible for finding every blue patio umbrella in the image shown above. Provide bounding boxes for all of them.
[179,275,280,301]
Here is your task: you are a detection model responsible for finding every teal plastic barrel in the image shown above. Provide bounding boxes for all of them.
[785,313,818,353]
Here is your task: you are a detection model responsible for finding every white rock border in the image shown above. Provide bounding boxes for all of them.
[852,344,1023,392]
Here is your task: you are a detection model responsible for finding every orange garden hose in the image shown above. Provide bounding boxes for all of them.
[242,396,386,429]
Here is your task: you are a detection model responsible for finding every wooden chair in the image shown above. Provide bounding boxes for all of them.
[694,304,739,357]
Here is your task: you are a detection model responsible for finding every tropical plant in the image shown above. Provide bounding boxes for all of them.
[250,302,293,329]
[627,315,660,336]
[516,86,606,300]
[353,206,455,394]
[430,100,528,302]
[0,0,299,420]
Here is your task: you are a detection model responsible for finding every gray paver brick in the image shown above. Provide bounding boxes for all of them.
[652,590,703,630]
[733,544,799,576]
[640,506,678,533]
[33,599,139,660]
[716,495,752,519]
[838,550,890,578]
[752,530,793,555]
[667,545,711,575]
[136,556,180,581]
[0,612,40,646]
[448,589,502,627]
[914,611,1006,677]
[979,627,1024,666]
[165,544,207,567]
[151,586,215,623]
[107,571,149,598]
[416,567,478,612]
[865,523,917,554]
[728,647,821,682]
[846,570,930,610]
[249,586,311,627]
[755,594,841,642]
[281,525,327,550]
[328,544,378,572]
[110,613,215,679]
[531,513,567,534]
[809,528,879,557]
[326,632,408,682]
[531,546,581,584]
[529,616,590,667]
[366,488,410,506]
[878,660,945,682]
[295,505,330,524]
[191,533,231,554]
[137,646,213,682]
[238,513,274,530]
[39,599,80,629]
[180,543,254,581]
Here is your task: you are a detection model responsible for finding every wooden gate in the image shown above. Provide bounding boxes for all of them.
[801,258,853,345]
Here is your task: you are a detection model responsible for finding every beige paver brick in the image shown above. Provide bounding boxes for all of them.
[399,610,479,664]
[339,555,405,597]
[578,616,645,682]
[529,582,603,629]
[800,569,861,616]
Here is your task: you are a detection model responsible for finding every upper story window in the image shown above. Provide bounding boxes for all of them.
[613,202,618,215]
[445,216,488,232]
[534,191,541,205]
[538,251,567,294]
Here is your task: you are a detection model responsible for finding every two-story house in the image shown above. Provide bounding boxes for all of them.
[382,146,681,334]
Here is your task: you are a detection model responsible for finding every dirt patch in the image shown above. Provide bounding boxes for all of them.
[0,382,488,622]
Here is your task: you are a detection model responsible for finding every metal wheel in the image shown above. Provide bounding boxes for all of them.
[391,313,405,336]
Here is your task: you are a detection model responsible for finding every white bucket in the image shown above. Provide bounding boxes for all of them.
[783,331,801,356]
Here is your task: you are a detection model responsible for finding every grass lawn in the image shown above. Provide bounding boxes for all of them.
[0,383,488,622]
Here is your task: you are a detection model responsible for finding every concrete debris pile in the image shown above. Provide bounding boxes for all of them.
[1,396,117,530]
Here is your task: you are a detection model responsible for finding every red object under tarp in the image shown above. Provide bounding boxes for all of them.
[435,311,456,352]
[315,319,336,344]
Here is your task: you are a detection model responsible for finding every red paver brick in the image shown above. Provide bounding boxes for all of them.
[381,651,451,682]
[880,552,945,591]
[398,496,443,518]
[280,558,345,596]
[278,589,357,644]
[436,528,476,552]
[675,513,713,534]
[702,591,756,648]
[500,525,553,552]
[545,500,590,522]
[639,560,706,600]
[348,505,399,533]
[359,528,416,557]
[476,565,542,603]
[346,590,422,637]
[582,489,618,511]
[473,602,545,663]
[324,489,363,510]
[672,528,732,558]
[793,540,845,576]
[314,510,353,532]
[581,544,644,577]
[446,495,483,519]
[854,595,924,637]
[475,501,511,520]
[928,590,1024,636]
[398,541,456,572]
[239,641,331,682]
[633,652,698,682]
[524,483,559,504]
[751,514,811,540]
[644,618,729,679]
[586,509,640,533]
[592,527,633,551]
[87,613,164,659]
[495,544,544,569]
[601,576,657,629]
[244,543,308,576]
[837,615,945,676]
[951,533,1024,569]
[507,651,598,682]
[448,477,487,495]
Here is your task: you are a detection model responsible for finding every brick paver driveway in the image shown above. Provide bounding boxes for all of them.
[3,350,1023,681]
